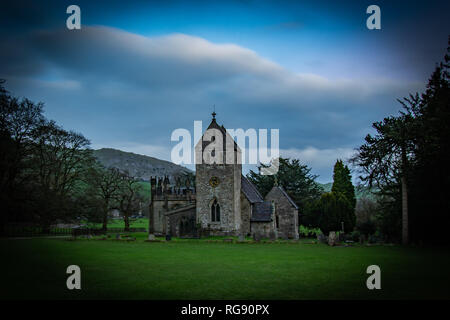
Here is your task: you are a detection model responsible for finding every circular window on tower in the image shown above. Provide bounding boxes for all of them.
[209,176,220,187]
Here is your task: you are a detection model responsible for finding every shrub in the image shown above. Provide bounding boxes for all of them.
[357,220,376,236]
[351,230,360,242]
[299,225,320,238]
[368,231,384,244]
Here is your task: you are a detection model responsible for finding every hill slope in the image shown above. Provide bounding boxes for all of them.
[93,148,192,182]
[93,148,373,199]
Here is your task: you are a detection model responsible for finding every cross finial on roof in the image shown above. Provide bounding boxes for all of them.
[212,104,216,120]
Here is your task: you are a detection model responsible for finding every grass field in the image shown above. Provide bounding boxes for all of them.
[85,218,149,229]
[1,235,449,300]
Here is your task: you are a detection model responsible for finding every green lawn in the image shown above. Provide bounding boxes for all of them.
[1,236,449,300]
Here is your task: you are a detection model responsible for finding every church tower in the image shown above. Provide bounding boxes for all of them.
[195,112,242,235]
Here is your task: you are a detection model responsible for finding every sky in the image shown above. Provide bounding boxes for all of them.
[1,0,449,182]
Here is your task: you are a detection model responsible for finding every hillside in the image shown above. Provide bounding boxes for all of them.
[93,148,374,199]
[93,148,192,182]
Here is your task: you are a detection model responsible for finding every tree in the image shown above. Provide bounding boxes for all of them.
[29,121,94,231]
[375,195,401,242]
[355,197,378,237]
[0,82,46,232]
[117,171,143,231]
[331,159,356,232]
[247,157,322,212]
[352,38,450,245]
[317,192,353,235]
[301,199,321,228]
[351,113,415,244]
[85,165,123,231]
[405,40,450,245]
[0,80,98,233]
[331,160,356,209]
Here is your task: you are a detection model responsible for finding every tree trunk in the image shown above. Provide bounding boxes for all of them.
[102,207,108,231]
[124,215,130,232]
[102,200,109,231]
[102,214,107,231]
[401,176,409,245]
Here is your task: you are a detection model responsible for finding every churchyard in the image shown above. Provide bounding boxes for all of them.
[1,234,449,300]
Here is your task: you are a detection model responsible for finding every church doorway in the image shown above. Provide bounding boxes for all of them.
[178,216,197,237]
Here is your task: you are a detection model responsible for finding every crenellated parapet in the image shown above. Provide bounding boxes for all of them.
[150,175,195,198]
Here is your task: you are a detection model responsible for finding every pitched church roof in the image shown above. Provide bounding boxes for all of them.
[195,112,240,153]
[274,186,299,210]
[241,175,273,222]
[241,175,264,203]
[251,201,273,222]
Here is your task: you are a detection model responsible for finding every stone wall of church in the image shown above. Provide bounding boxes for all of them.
[196,163,241,235]
[265,188,299,239]
[240,195,251,236]
[150,199,193,235]
[233,159,242,231]
[250,222,274,239]
[166,206,197,237]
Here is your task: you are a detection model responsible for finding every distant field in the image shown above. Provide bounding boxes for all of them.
[1,236,449,300]
[85,218,149,229]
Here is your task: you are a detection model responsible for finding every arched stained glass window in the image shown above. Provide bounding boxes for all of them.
[211,199,220,222]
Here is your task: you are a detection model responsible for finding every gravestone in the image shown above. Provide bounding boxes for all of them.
[238,234,245,242]
[328,231,337,246]
[148,234,156,241]
[317,233,327,244]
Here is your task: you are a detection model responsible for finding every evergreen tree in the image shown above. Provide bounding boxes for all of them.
[406,39,450,245]
[317,192,353,235]
[331,159,356,232]
[331,159,356,209]
[247,157,322,212]
[352,38,450,245]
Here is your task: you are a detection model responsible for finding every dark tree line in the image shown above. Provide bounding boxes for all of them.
[302,160,356,235]
[352,39,450,245]
[248,157,357,236]
[0,81,144,234]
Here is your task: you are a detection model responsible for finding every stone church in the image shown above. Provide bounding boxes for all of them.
[148,113,299,239]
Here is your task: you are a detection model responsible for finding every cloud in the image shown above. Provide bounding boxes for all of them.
[2,27,284,89]
[2,26,420,101]
[281,146,355,168]
[0,26,422,181]
[280,147,356,182]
